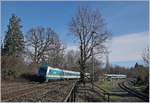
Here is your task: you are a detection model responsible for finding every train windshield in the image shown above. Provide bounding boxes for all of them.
[38,67,47,76]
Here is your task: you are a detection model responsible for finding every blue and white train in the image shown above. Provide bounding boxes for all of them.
[37,64,86,82]
[104,74,127,80]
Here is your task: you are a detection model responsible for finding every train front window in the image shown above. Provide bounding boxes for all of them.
[38,68,47,76]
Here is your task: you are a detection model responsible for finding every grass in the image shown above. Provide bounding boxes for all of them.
[110,95,121,102]
[99,80,121,102]
[99,80,113,92]
[134,85,146,91]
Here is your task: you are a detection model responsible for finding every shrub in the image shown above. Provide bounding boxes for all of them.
[1,56,29,80]
[2,69,17,80]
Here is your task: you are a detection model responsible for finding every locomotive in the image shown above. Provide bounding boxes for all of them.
[37,64,90,82]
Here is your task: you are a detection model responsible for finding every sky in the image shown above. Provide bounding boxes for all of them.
[1,1,149,68]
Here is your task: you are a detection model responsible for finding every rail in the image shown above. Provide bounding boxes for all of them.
[119,80,149,102]
[64,80,79,102]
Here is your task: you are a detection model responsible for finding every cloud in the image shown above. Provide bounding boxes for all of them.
[109,32,149,62]
[65,44,79,54]
[66,45,78,51]
[65,31,149,67]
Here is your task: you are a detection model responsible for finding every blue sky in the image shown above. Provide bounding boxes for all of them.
[1,1,149,68]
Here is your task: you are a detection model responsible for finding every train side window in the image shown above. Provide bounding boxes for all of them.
[52,70,58,75]
[60,70,64,76]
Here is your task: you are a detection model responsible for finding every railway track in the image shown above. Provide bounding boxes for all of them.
[12,82,67,102]
[2,83,48,101]
[118,80,149,102]
[2,80,75,102]
[2,82,39,94]
[38,82,71,102]
[1,82,31,89]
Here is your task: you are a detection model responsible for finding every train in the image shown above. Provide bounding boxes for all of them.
[104,74,127,80]
[37,64,90,82]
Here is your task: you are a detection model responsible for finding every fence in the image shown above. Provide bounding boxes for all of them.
[64,80,79,102]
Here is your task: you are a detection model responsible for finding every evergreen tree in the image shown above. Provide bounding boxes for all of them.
[3,14,24,57]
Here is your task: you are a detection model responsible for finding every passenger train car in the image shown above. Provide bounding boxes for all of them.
[104,74,127,80]
[37,64,83,82]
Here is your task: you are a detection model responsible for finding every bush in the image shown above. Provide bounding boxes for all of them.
[2,69,17,80]
[1,56,29,80]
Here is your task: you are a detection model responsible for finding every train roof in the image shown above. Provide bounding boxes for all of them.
[48,67,62,71]
[40,65,80,74]
[47,65,80,73]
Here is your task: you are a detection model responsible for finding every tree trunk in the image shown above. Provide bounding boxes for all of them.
[80,64,85,83]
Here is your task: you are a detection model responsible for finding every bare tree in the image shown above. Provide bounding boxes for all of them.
[142,47,149,67]
[44,39,65,67]
[26,27,64,64]
[69,7,110,81]
[64,50,80,70]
